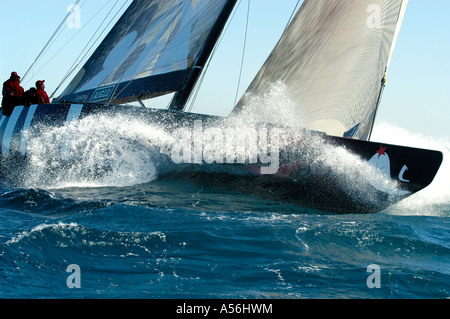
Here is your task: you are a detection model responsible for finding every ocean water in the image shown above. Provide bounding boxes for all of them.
[0,118,449,299]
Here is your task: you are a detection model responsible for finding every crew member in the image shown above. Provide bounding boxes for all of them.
[35,80,50,104]
[22,87,37,106]
[2,72,24,116]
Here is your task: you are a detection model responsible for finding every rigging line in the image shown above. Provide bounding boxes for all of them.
[51,0,129,99]
[233,0,250,107]
[22,22,67,88]
[21,0,82,83]
[24,0,90,81]
[57,0,121,79]
[43,0,90,52]
[32,0,117,92]
[186,61,209,112]
[284,0,302,32]
[185,0,244,112]
[37,1,110,68]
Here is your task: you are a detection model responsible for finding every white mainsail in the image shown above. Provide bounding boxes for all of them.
[233,0,408,141]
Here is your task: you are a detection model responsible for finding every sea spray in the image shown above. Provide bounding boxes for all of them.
[231,80,305,128]
[232,81,407,207]
[17,106,411,212]
[23,114,175,188]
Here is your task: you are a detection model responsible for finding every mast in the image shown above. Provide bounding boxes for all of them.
[367,72,387,140]
[168,0,237,111]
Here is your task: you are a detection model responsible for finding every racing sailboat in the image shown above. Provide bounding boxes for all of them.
[0,0,443,213]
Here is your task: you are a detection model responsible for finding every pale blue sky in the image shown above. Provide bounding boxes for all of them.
[1,0,449,140]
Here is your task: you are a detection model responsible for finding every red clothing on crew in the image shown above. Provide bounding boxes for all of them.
[2,72,24,115]
[3,79,24,99]
[36,88,50,104]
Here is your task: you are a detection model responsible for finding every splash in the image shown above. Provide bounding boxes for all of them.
[23,114,175,189]
[15,100,436,214]
[234,82,404,203]
[233,81,304,128]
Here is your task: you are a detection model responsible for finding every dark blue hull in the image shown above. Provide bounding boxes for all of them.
[0,103,443,213]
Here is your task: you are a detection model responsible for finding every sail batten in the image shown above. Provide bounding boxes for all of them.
[56,0,235,105]
[233,0,407,140]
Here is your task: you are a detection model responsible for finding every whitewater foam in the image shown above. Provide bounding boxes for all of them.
[6,222,79,245]
[23,114,175,189]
